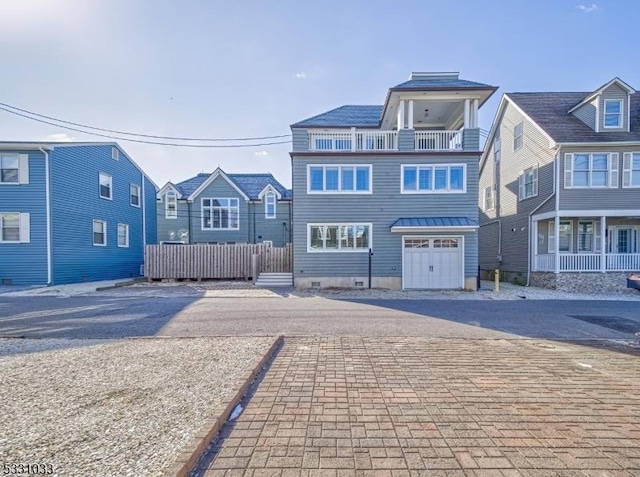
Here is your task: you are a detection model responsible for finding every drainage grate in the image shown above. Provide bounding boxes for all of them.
[568,315,640,334]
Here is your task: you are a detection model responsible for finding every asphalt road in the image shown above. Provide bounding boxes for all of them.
[1,291,639,340]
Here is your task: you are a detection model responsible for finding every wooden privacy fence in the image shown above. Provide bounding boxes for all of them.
[145,243,292,280]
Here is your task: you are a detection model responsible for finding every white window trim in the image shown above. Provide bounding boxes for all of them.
[99,172,113,200]
[519,165,538,201]
[263,240,273,247]
[0,153,22,185]
[265,191,276,219]
[93,219,107,247]
[513,122,523,151]
[401,164,467,194]
[566,153,618,189]
[117,223,129,248]
[577,220,601,253]
[548,220,573,253]
[603,99,623,129]
[165,192,177,219]
[307,223,372,253]
[130,183,141,208]
[111,147,119,160]
[484,185,494,211]
[623,152,640,188]
[0,212,22,243]
[201,197,240,231]
[307,164,372,194]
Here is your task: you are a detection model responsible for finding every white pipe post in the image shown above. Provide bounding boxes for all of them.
[397,100,405,130]
[408,100,414,129]
[600,216,606,272]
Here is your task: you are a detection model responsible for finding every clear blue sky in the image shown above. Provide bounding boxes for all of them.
[1,0,638,188]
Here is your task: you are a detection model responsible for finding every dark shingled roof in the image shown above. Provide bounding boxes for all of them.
[174,172,291,200]
[392,78,493,90]
[391,217,478,228]
[292,105,383,128]
[507,92,640,143]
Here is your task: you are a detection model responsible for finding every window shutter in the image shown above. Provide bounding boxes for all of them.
[518,174,524,200]
[623,152,632,187]
[564,154,573,188]
[609,153,619,188]
[19,213,30,243]
[19,154,29,184]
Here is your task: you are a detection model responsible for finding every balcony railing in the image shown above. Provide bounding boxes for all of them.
[534,253,640,272]
[414,131,463,151]
[308,130,397,152]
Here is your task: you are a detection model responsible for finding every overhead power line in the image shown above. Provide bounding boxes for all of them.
[0,105,291,148]
[0,102,291,142]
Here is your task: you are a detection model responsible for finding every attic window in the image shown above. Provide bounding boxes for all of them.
[604,100,622,128]
[112,147,119,160]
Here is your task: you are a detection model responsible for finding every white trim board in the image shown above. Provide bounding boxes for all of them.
[187,168,250,201]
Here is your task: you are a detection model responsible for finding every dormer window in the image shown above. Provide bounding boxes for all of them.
[604,99,623,128]
[165,192,177,218]
[265,191,276,219]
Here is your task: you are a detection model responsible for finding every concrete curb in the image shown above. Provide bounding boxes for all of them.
[163,335,284,477]
[95,278,145,292]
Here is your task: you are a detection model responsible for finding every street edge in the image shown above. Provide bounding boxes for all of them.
[163,335,284,477]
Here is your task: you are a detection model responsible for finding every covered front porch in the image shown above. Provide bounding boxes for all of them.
[533,215,640,272]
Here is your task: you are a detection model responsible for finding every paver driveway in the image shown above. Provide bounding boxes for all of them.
[195,337,640,476]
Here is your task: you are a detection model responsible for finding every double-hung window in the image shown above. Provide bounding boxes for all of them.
[402,164,465,193]
[493,135,501,162]
[513,122,523,151]
[117,223,129,247]
[0,154,19,183]
[265,191,276,219]
[93,219,106,246]
[130,184,140,207]
[604,99,622,128]
[622,153,640,188]
[566,153,617,188]
[519,166,538,200]
[165,192,177,218]
[202,198,239,230]
[548,220,573,253]
[577,221,601,253]
[0,213,20,242]
[484,186,494,211]
[308,165,371,193]
[99,173,112,200]
[308,223,371,252]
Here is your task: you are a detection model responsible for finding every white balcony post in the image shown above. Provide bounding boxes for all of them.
[463,99,470,129]
[554,216,560,273]
[600,216,606,272]
[351,127,356,152]
[408,100,414,129]
[397,100,405,130]
[472,99,479,128]
[532,220,538,271]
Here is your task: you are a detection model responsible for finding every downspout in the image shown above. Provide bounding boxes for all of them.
[187,201,192,243]
[526,145,561,286]
[479,219,502,258]
[40,147,52,285]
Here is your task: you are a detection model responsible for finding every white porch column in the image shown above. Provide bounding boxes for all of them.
[532,219,538,271]
[600,216,607,272]
[554,215,560,273]
[463,99,470,129]
[397,100,405,130]
[408,100,414,129]
[472,99,479,128]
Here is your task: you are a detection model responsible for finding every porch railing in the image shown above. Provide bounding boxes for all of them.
[534,253,640,272]
[414,130,463,151]
[308,130,398,151]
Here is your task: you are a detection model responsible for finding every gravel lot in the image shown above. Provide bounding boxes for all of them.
[0,337,275,477]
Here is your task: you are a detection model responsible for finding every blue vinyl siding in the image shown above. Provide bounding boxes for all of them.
[251,200,292,246]
[49,145,147,284]
[144,175,158,245]
[0,151,48,285]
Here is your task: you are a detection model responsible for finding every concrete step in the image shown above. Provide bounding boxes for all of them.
[256,272,293,287]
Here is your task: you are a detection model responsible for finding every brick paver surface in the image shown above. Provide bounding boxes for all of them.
[198,338,640,476]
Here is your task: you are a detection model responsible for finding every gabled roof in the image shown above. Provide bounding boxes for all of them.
[170,171,291,201]
[157,182,182,198]
[291,105,383,128]
[507,91,640,143]
[567,77,636,113]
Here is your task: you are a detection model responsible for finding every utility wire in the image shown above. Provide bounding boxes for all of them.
[0,105,291,148]
[0,102,291,142]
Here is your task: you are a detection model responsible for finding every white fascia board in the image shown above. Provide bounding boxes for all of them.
[187,168,250,201]
[257,184,282,200]
[157,182,182,198]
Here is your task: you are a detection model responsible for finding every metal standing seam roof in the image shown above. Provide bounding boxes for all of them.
[391,217,479,228]
[507,92,640,143]
[174,173,291,200]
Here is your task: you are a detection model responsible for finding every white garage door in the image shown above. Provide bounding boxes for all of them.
[403,237,462,289]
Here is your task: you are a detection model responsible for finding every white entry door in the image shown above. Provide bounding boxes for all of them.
[403,237,462,289]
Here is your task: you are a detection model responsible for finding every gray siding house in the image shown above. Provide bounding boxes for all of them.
[479,77,640,292]
[291,72,497,290]
[157,168,292,246]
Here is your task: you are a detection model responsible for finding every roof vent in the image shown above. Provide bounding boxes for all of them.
[409,72,459,81]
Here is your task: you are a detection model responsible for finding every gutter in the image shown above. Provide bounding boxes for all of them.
[526,145,561,286]
[39,146,53,285]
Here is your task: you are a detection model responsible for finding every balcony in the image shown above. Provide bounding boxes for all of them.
[305,128,474,152]
[534,253,640,272]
